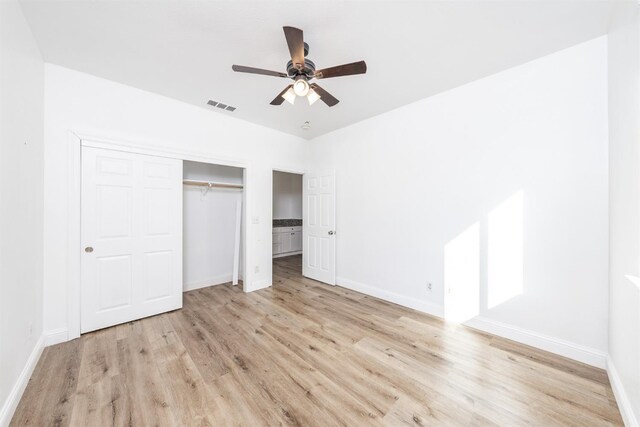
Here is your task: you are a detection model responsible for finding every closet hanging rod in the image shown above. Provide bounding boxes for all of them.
[182,179,244,189]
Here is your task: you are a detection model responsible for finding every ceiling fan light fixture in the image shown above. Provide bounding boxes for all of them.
[232,26,367,107]
[293,77,310,97]
[282,87,296,104]
[307,89,321,105]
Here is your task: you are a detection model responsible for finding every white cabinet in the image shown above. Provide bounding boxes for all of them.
[291,231,302,252]
[281,232,292,253]
[272,233,283,254]
[273,226,302,257]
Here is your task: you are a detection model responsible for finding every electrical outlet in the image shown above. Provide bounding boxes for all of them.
[427,282,432,292]
[254,265,260,274]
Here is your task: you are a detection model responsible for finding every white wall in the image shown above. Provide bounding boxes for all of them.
[43,64,308,339]
[273,171,302,220]
[1,5,634,421]
[608,2,640,425]
[310,37,609,365]
[183,161,243,290]
[0,1,45,424]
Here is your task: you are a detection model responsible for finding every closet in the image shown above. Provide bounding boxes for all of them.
[182,161,244,291]
[80,151,244,333]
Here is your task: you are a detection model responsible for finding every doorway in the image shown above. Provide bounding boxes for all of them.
[272,170,303,277]
[183,161,244,291]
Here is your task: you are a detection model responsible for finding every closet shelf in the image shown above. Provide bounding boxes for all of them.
[183,179,243,190]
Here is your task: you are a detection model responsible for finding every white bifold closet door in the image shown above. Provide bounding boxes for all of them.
[81,146,182,333]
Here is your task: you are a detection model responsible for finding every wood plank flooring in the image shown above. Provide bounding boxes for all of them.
[12,255,622,426]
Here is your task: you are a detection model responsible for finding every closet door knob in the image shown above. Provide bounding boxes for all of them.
[85,246,94,253]
[328,231,335,235]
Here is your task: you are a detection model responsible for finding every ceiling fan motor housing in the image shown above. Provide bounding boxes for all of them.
[286,42,313,77]
[286,58,315,77]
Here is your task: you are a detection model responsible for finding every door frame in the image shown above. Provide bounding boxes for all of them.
[268,167,307,278]
[67,131,250,340]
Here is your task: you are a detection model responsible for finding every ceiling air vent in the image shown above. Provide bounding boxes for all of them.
[207,100,236,112]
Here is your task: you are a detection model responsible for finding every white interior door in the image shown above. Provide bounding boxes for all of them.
[303,171,336,285]
[81,146,182,333]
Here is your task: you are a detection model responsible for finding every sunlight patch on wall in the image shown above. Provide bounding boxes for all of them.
[444,222,480,322]
[488,190,524,309]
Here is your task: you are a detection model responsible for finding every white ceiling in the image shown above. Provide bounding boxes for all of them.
[20,0,612,139]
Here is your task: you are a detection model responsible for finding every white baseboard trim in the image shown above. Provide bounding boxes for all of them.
[607,357,639,427]
[464,316,607,368]
[273,251,302,259]
[0,335,44,427]
[336,277,444,318]
[183,274,234,292]
[43,328,69,347]
[245,279,271,293]
[335,276,606,369]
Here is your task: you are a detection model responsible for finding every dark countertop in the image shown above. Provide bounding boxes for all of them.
[273,219,303,227]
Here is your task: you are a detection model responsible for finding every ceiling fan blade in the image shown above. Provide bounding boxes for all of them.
[314,61,367,79]
[232,65,288,78]
[270,85,293,105]
[310,83,339,107]
[283,26,305,69]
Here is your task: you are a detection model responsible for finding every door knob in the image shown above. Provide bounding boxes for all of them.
[85,246,94,253]
[328,231,335,235]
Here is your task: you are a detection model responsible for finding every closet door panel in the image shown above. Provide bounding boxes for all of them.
[139,156,182,309]
[143,250,173,301]
[96,255,133,311]
[82,149,136,324]
[81,146,182,333]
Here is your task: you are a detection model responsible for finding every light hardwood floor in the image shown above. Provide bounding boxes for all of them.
[12,255,622,426]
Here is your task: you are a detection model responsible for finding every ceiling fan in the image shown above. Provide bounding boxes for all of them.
[232,26,367,107]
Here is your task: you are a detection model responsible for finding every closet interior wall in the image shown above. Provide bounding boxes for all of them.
[183,161,244,291]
